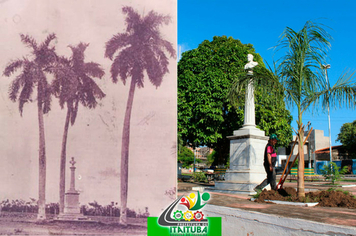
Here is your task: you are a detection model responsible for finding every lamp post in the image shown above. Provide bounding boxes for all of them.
[322,64,332,163]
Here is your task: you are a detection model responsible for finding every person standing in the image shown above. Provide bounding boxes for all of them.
[254,134,278,191]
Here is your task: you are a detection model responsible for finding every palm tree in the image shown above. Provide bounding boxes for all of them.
[3,33,57,220]
[104,6,175,225]
[275,21,356,197]
[51,43,105,213]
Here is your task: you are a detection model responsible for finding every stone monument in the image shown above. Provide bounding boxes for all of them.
[214,54,268,194]
[56,157,89,221]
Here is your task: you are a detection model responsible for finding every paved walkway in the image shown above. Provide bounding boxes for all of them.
[178,180,356,229]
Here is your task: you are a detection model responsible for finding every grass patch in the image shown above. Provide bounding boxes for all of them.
[181,173,193,176]
[341,179,356,182]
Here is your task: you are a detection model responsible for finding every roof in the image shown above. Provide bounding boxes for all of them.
[314,145,344,154]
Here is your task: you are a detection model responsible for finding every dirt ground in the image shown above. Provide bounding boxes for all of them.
[254,187,356,208]
[0,213,147,235]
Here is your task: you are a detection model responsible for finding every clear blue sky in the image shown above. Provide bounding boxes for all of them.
[178,0,356,147]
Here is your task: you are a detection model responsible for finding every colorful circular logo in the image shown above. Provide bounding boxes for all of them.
[183,210,194,221]
[173,210,183,221]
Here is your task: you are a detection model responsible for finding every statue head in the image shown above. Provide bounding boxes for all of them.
[247,54,253,62]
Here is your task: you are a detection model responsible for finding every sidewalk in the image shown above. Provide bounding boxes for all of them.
[178,181,356,229]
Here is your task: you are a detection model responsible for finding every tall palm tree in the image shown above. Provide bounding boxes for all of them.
[276,21,356,197]
[3,33,57,220]
[51,43,105,213]
[104,6,175,225]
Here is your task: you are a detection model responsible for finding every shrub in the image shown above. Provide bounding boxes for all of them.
[320,162,348,185]
[193,172,207,183]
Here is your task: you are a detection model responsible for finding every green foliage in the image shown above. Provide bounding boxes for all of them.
[293,159,298,168]
[305,196,310,203]
[192,172,208,183]
[337,120,356,159]
[207,150,216,166]
[331,188,350,196]
[255,91,293,147]
[178,146,201,168]
[320,162,348,185]
[274,20,356,195]
[178,36,293,165]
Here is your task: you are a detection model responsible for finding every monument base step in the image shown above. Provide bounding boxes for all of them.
[55,213,97,223]
[205,187,256,195]
[214,181,257,191]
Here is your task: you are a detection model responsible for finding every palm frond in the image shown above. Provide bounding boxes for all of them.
[122,6,142,33]
[69,42,88,68]
[157,38,176,59]
[275,20,333,121]
[8,76,22,102]
[84,62,105,79]
[70,100,79,125]
[144,10,171,29]
[42,82,52,114]
[3,59,25,76]
[20,34,38,50]
[104,33,130,60]
[144,49,164,87]
[110,48,134,84]
[81,75,106,100]
[131,63,144,88]
[40,33,57,49]
[18,80,34,116]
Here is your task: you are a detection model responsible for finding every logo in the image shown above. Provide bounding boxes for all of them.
[157,191,212,236]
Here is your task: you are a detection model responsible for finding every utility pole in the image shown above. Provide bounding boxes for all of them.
[193,145,196,173]
[322,64,332,163]
[308,123,312,168]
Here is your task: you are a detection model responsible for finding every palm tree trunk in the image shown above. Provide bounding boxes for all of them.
[37,99,47,220]
[59,107,71,214]
[120,78,136,225]
[297,115,305,198]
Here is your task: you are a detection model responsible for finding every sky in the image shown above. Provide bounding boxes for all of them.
[0,0,176,216]
[178,0,356,147]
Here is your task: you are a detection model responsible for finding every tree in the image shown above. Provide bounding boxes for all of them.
[3,33,57,220]
[178,146,201,168]
[337,120,356,159]
[275,21,356,197]
[51,43,105,214]
[320,162,348,185]
[178,36,292,166]
[104,6,175,225]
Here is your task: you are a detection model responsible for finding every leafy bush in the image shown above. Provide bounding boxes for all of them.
[320,162,348,185]
[193,172,208,183]
[81,201,138,217]
[0,199,146,218]
[178,146,202,168]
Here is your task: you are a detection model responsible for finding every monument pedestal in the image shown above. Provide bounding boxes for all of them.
[214,126,268,194]
[56,157,93,222]
[57,191,88,221]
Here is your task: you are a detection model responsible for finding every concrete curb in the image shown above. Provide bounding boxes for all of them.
[204,204,356,236]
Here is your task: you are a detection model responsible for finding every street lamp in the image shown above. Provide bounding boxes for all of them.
[322,64,332,163]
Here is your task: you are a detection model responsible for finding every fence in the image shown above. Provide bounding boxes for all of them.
[315,160,356,175]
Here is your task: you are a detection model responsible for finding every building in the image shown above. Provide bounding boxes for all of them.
[314,145,349,161]
[187,146,213,168]
[277,129,331,168]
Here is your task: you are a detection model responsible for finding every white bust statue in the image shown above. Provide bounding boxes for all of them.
[244,54,258,71]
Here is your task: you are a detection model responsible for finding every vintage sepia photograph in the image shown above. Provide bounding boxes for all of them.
[0,0,177,235]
